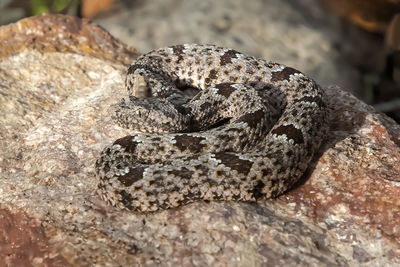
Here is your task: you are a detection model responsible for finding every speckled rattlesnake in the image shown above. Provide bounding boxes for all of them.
[95,44,329,212]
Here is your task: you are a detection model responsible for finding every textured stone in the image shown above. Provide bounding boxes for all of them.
[0,13,138,64]
[0,14,399,266]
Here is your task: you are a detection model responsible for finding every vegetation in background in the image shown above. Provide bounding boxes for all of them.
[30,0,79,15]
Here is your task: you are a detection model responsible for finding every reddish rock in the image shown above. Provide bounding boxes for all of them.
[0,207,69,266]
[0,13,138,64]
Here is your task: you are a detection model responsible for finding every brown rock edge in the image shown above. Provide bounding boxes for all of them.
[0,13,138,64]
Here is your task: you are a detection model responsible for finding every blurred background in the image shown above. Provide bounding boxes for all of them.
[1,0,399,122]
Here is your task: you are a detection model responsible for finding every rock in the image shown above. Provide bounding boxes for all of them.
[0,207,69,266]
[0,14,399,266]
[0,12,137,64]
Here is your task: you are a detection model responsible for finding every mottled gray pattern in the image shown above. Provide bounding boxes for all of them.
[95,44,329,212]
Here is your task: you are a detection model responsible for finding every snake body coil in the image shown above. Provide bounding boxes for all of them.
[95,44,329,212]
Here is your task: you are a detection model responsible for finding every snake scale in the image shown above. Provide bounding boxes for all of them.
[95,44,329,212]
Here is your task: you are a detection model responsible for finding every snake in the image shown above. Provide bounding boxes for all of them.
[95,44,329,212]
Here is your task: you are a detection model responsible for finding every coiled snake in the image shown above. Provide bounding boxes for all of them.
[95,44,329,212]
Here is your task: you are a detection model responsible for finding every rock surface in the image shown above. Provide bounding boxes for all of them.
[0,14,399,266]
